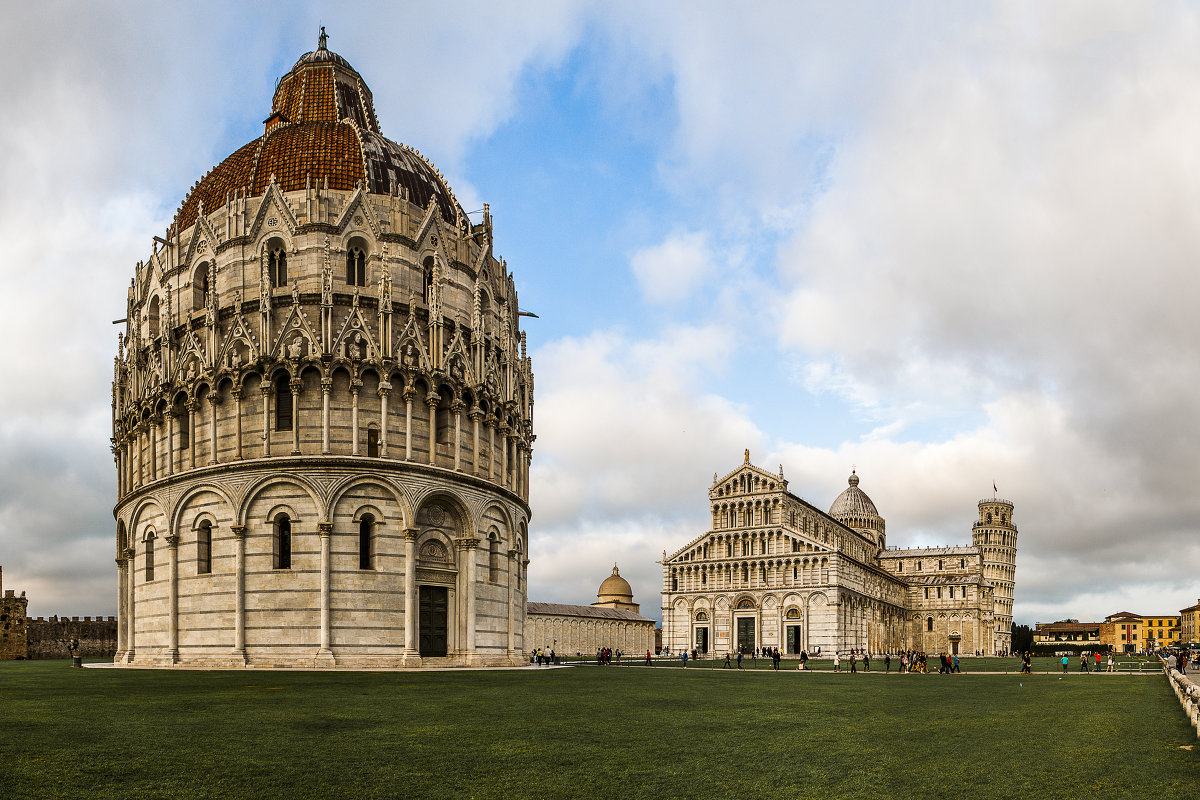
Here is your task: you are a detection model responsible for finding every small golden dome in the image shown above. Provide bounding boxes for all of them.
[597,564,633,601]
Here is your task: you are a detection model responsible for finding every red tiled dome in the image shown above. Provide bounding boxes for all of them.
[172,37,463,233]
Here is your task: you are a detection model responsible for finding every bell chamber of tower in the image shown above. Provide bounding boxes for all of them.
[110,34,534,668]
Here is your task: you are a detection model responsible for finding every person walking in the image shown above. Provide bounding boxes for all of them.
[772,649,781,670]
[736,651,744,669]
[1106,653,1114,672]
[850,653,857,673]
[1079,653,1090,672]
[952,654,961,673]
[834,652,841,672]
[885,654,891,672]
[681,650,687,667]
[723,653,731,668]
[645,650,652,666]
[863,652,870,672]
[1061,655,1069,673]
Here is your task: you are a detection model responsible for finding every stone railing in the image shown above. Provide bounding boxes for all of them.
[1162,657,1200,738]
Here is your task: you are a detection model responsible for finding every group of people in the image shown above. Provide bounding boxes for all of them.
[532,647,556,666]
[1164,648,1191,674]
[595,648,621,665]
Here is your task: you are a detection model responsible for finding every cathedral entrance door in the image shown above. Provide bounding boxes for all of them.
[786,625,802,654]
[736,617,756,653]
[418,585,448,657]
[695,627,709,654]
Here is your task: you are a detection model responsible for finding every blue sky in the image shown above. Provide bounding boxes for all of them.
[3,1,1200,626]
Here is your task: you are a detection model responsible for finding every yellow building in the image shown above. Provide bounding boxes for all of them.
[1140,614,1181,650]
[1101,612,1141,653]
[1180,600,1200,646]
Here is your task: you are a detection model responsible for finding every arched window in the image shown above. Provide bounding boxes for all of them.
[346,246,366,287]
[269,245,287,288]
[178,402,190,448]
[924,587,929,599]
[671,577,678,591]
[197,520,212,574]
[275,374,292,431]
[274,514,291,570]
[960,558,965,569]
[938,560,943,570]
[359,514,374,570]
[366,426,379,458]
[488,531,501,583]
[148,296,161,339]
[986,512,993,523]
[144,535,155,581]
[193,263,210,310]
[927,617,934,632]
[423,258,435,304]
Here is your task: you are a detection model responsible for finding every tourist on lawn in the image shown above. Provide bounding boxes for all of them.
[850,653,857,673]
[1106,653,1114,672]
[645,650,652,666]
[736,651,744,669]
[1094,651,1102,671]
[952,654,961,673]
[681,651,688,667]
[1061,655,1069,673]
[899,653,906,673]
[1021,652,1032,674]
[834,652,841,671]
[884,653,891,672]
[772,649,781,670]
[863,652,870,671]
[1079,653,1090,672]
[724,653,731,668]
[799,650,808,670]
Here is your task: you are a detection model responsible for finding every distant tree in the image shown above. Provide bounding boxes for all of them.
[1011,623,1033,653]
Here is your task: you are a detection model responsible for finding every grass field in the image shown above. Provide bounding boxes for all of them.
[1,659,1195,799]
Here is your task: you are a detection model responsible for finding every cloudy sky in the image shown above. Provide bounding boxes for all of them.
[2,1,1198,625]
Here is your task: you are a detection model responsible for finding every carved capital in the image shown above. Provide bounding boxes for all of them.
[207,393,221,406]
[404,527,420,543]
[378,383,392,398]
[468,408,484,422]
[317,521,334,536]
[321,380,333,393]
[185,399,200,412]
[425,393,440,408]
[456,537,479,551]
[259,386,272,398]
[164,534,180,548]
[289,379,302,394]
[451,400,467,414]
[401,386,417,401]
[230,524,247,539]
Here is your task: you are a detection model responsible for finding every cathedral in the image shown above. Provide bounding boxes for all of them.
[110,33,534,667]
[660,453,1017,657]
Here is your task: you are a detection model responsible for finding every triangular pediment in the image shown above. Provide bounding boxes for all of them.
[332,185,382,239]
[332,305,380,363]
[217,307,262,370]
[711,457,788,497]
[247,181,299,241]
[270,301,321,362]
[394,308,432,372]
[441,327,474,386]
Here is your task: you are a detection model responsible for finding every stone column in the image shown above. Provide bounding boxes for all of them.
[470,409,483,476]
[208,392,220,465]
[403,387,414,460]
[350,382,360,455]
[133,426,143,488]
[486,417,496,481]
[260,385,272,457]
[233,388,243,460]
[500,426,510,489]
[187,400,198,470]
[321,379,332,454]
[403,528,418,655]
[426,393,439,466]
[149,416,159,480]
[507,549,517,657]
[460,538,479,661]
[452,401,465,471]
[166,411,175,475]
[115,553,128,660]
[231,524,247,664]
[125,546,136,663]
[316,521,335,665]
[165,533,180,664]
[290,379,302,455]
[378,383,391,457]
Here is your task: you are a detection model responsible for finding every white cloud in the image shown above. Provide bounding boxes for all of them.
[629,230,715,303]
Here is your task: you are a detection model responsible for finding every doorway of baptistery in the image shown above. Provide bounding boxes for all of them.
[694,626,709,654]
[736,617,756,653]
[418,585,448,657]
[949,632,960,656]
[786,625,803,654]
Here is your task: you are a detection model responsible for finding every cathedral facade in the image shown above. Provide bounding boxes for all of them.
[661,453,1017,657]
[110,34,534,667]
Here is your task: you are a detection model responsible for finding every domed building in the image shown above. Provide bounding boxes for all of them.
[661,452,1017,657]
[111,32,534,667]
[527,566,656,657]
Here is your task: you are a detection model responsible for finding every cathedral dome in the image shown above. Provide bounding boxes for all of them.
[171,30,465,234]
[829,470,879,517]
[597,565,634,603]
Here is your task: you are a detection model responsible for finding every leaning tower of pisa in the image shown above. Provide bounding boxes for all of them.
[971,497,1017,655]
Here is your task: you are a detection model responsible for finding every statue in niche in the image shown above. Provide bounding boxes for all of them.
[347,334,362,361]
[229,348,242,370]
[288,335,304,361]
[402,343,417,369]
[449,356,464,383]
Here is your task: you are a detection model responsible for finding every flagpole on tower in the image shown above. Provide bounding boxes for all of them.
[993,481,997,500]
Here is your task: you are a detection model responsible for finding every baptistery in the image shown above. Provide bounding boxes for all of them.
[111,32,534,667]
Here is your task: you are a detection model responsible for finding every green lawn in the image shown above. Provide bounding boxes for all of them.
[1,659,1195,799]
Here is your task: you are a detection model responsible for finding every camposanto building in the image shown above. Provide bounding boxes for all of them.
[661,453,1017,657]
[111,33,534,667]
